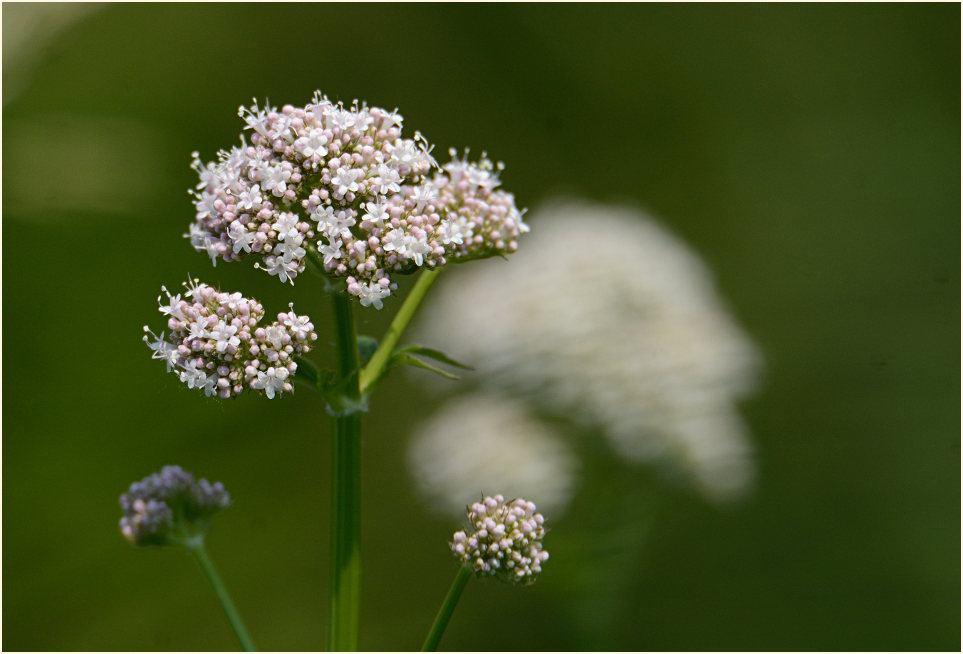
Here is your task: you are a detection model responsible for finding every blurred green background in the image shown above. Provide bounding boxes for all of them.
[2,3,959,651]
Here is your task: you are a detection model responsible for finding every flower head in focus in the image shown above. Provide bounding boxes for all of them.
[451,494,548,585]
[119,465,230,546]
[187,92,528,307]
[413,200,762,503]
[143,277,317,399]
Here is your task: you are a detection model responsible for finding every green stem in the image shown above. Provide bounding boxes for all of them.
[188,540,256,652]
[421,565,473,651]
[328,291,362,651]
[359,268,441,394]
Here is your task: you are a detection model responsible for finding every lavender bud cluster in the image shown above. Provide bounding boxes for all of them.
[187,91,528,308]
[451,494,548,585]
[143,278,318,399]
[119,465,231,546]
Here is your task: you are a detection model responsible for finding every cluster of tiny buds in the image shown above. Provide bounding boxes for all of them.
[187,91,528,309]
[119,465,231,546]
[143,277,318,399]
[450,494,548,585]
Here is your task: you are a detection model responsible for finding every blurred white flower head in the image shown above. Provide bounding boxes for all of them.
[408,393,578,517]
[410,199,761,506]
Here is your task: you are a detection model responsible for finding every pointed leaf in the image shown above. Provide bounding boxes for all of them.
[401,355,462,380]
[393,344,473,370]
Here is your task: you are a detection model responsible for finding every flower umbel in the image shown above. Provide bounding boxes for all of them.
[415,200,761,502]
[451,494,548,585]
[143,278,318,399]
[409,393,578,517]
[187,92,528,307]
[119,465,231,546]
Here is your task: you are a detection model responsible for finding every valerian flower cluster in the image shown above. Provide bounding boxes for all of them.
[119,465,231,547]
[414,201,760,503]
[143,278,317,399]
[451,495,548,585]
[187,91,528,308]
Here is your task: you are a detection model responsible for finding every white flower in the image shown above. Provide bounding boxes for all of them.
[157,286,184,320]
[282,310,313,341]
[332,166,362,196]
[264,325,285,350]
[258,255,298,284]
[329,109,358,131]
[238,99,273,137]
[252,366,288,399]
[412,183,436,212]
[236,184,263,211]
[142,328,179,372]
[382,229,407,257]
[295,128,328,159]
[203,236,221,264]
[311,204,335,226]
[228,221,255,254]
[210,320,240,353]
[362,199,389,228]
[272,212,299,238]
[258,163,291,196]
[356,281,390,310]
[388,138,429,171]
[318,209,355,240]
[371,164,401,196]
[224,292,244,311]
[183,278,206,299]
[436,217,472,245]
[192,152,219,190]
[179,359,215,396]
[194,192,218,219]
[274,234,305,260]
[185,320,210,342]
[307,94,333,123]
[186,223,209,251]
[318,237,343,265]
[270,113,293,140]
[376,108,403,130]
[406,235,431,266]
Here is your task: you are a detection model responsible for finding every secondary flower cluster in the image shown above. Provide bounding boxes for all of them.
[119,465,231,546]
[451,495,548,585]
[415,200,761,503]
[187,91,528,308]
[143,278,317,398]
[409,393,578,517]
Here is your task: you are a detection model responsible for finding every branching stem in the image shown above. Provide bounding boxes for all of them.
[359,269,441,394]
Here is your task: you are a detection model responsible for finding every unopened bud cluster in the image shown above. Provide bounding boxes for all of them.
[143,278,317,398]
[451,494,548,585]
[188,91,528,308]
[119,465,231,546]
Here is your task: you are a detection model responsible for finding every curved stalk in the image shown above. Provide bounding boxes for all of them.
[421,565,473,651]
[188,540,257,652]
